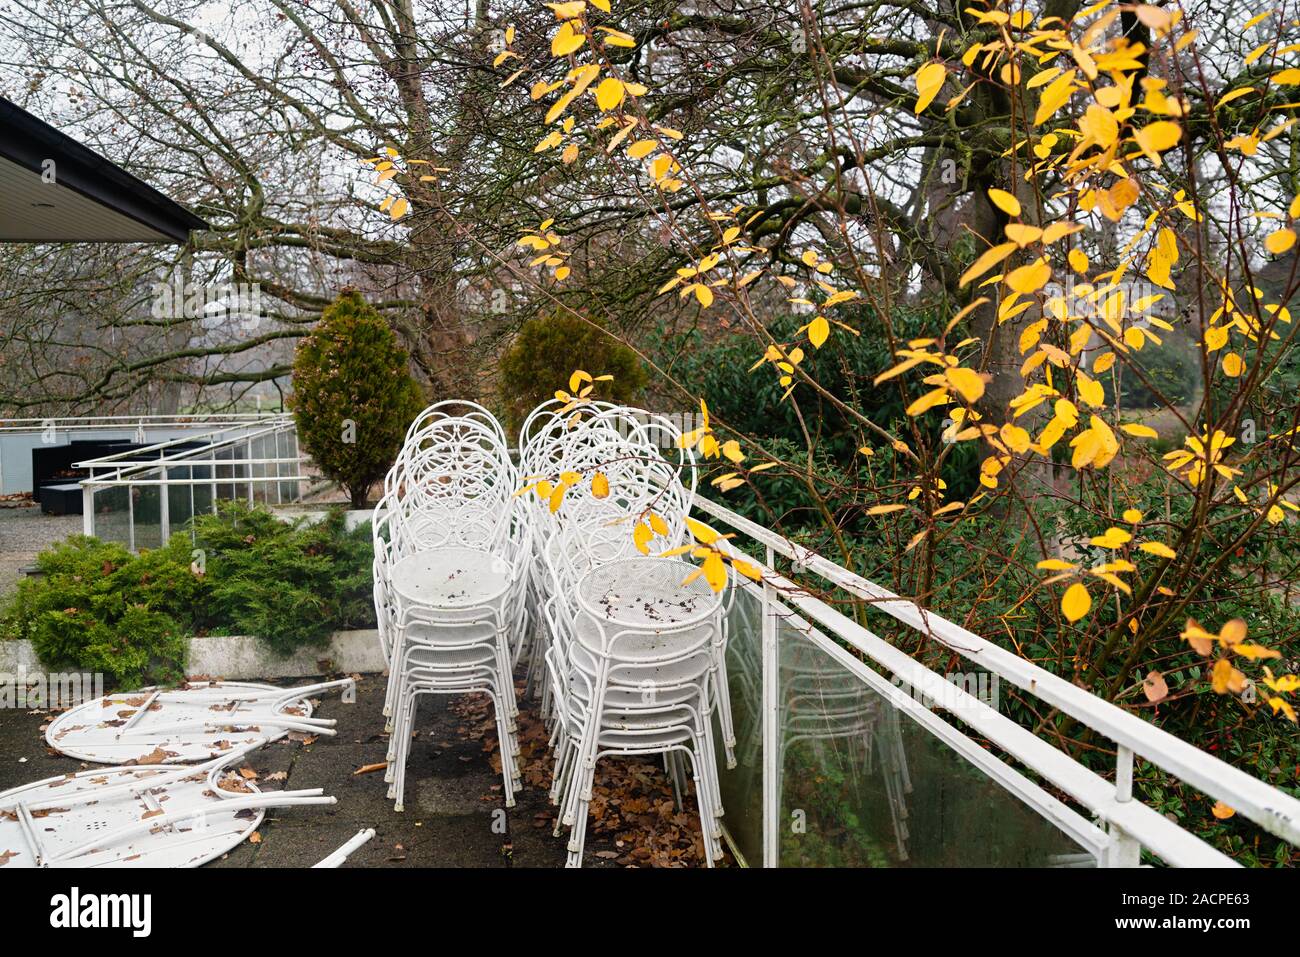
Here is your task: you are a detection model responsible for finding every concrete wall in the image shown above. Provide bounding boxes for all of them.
[0,628,384,682]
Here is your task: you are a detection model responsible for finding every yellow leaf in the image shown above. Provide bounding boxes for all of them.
[1220,618,1248,647]
[1211,658,1246,694]
[945,366,985,403]
[866,503,908,515]
[1005,223,1042,247]
[693,283,714,308]
[1234,643,1281,660]
[1211,801,1236,820]
[685,516,720,544]
[551,21,585,57]
[549,482,568,513]
[1222,352,1244,377]
[591,472,609,499]
[627,139,657,159]
[1076,372,1104,408]
[1068,248,1089,273]
[808,315,830,348]
[1265,227,1296,254]
[1134,121,1182,162]
[701,551,728,592]
[1061,582,1092,623]
[595,77,625,111]
[1036,559,1077,571]
[1120,423,1158,439]
[1090,527,1132,549]
[1006,258,1051,294]
[648,512,669,536]
[546,1,586,18]
[1001,423,1031,453]
[959,242,1017,287]
[905,387,950,417]
[1034,69,1077,125]
[987,188,1021,217]
[1139,541,1176,559]
[389,198,409,220]
[633,522,653,554]
[914,62,946,114]
[1123,508,1143,523]
[596,27,634,47]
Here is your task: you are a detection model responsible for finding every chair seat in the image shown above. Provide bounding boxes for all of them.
[402,643,499,669]
[391,546,512,610]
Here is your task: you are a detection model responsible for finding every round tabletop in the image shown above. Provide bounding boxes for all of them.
[575,556,723,629]
[390,546,511,608]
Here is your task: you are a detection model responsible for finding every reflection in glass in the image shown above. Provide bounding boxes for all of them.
[716,583,1094,867]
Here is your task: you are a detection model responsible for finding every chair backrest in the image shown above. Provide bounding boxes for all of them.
[406,399,507,447]
[386,409,516,553]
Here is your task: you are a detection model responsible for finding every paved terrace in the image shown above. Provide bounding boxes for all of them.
[0,505,80,599]
[0,674,726,868]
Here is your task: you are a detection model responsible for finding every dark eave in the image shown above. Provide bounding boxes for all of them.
[0,96,208,243]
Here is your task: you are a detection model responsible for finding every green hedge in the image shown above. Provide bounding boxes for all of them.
[0,501,375,687]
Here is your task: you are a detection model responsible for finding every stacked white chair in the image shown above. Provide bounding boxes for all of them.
[373,403,531,811]
[518,401,732,866]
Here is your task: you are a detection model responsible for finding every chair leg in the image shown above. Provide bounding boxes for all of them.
[713,649,738,769]
[693,726,725,859]
[679,746,716,868]
[487,689,517,809]
[393,690,420,812]
[564,756,597,867]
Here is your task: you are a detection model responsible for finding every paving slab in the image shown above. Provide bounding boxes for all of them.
[0,673,615,868]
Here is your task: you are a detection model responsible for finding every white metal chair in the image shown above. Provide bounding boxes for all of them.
[372,405,530,810]
[546,555,728,866]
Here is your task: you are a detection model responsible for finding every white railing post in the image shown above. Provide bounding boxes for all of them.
[81,484,94,536]
[1102,745,1142,867]
[158,456,170,546]
[761,544,779,868]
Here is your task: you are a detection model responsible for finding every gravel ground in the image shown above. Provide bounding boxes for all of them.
[0,505,81,599]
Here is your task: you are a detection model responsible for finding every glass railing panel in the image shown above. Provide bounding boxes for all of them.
[247,434,263,503]
[166,465,194,544]
[714,582,763,866]
[775,612,1094,867]
[190,459,214,520]
[214,446,235,500]
[132,470,162,551]
[87,485,130,547]
[277,428,298,502]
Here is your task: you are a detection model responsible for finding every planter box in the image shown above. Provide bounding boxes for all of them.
[0,628,384,682]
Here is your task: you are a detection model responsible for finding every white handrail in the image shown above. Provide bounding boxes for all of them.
[693,494,1300,861]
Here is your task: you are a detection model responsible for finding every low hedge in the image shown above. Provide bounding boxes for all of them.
[0,501,375,687]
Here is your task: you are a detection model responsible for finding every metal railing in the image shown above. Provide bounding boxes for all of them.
[76,416,311,549]
[0,413,285,496]
[695,495,1300,868]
